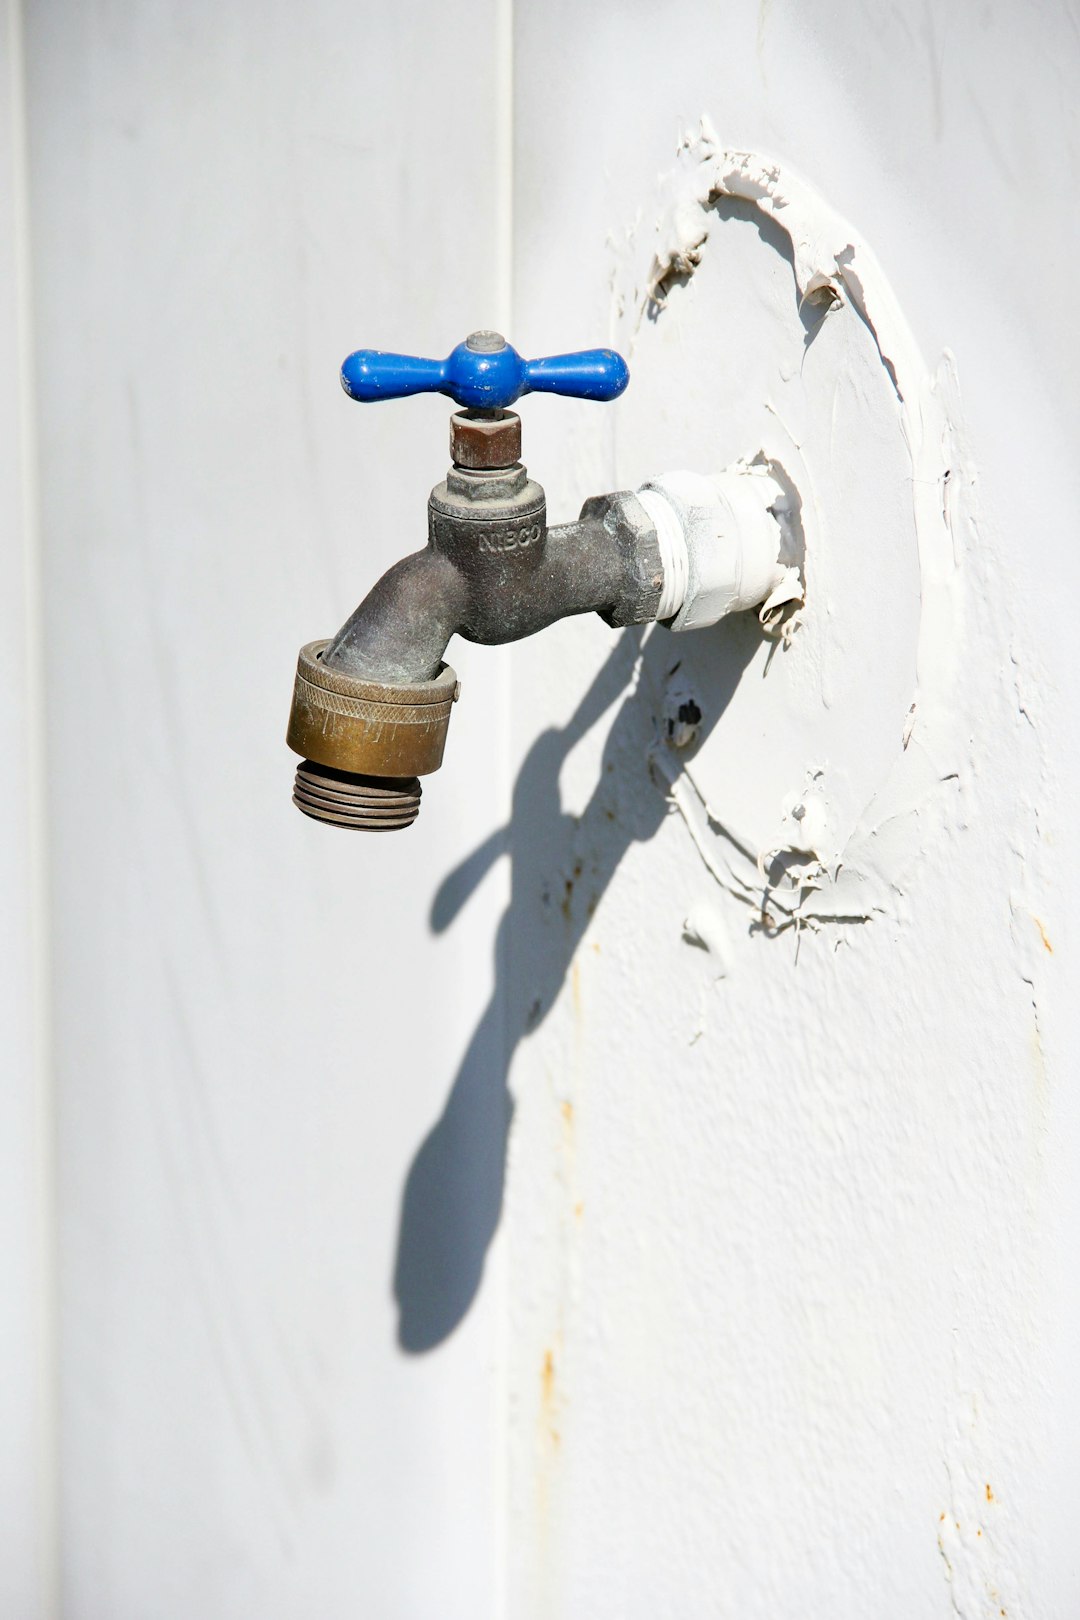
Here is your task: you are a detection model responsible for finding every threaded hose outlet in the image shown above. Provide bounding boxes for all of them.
[286,640,459,831]
[293,760,422,831]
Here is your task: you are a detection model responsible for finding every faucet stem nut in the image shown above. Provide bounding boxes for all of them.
[450,408,522,471]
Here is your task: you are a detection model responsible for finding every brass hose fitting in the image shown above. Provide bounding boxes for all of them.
[287,640,459,830]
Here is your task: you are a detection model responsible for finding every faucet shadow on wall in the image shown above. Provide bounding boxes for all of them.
[283,322,804,1347]
[393,611,764,1352]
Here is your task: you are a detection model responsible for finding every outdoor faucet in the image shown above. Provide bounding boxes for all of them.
[287,331,801,830]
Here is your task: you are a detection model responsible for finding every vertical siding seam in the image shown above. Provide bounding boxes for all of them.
[9,2,59,1612]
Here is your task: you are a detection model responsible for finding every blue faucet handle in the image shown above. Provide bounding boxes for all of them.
[340,331,629,411]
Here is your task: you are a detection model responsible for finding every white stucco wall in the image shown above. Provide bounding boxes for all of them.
[502,4,1079,1617]
[5,1,1079,1615]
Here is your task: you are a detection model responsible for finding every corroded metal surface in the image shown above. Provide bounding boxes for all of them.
[286,639,458,778]
[450,408,522,470]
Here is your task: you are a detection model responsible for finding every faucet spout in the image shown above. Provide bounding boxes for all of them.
[323,547,466,685]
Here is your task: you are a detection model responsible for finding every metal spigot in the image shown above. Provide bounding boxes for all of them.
[287,331,641,831]
[286,329,798,831]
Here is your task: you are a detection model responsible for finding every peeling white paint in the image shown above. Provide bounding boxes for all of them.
[619,123,978,927]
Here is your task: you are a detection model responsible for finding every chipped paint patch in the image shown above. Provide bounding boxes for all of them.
[662,660,703,750]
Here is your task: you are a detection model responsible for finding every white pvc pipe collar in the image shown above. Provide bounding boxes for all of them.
[637,465,790,631]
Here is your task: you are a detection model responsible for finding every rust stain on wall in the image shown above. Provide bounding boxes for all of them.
[541,1345,560,1445]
